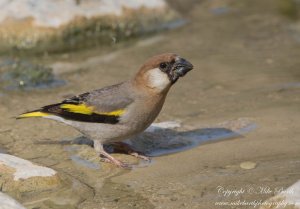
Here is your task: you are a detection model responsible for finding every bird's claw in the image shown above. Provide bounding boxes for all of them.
[130,152,151,162]
[100,155,132,169]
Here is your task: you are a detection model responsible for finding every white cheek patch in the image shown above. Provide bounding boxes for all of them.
[147,68,170,91]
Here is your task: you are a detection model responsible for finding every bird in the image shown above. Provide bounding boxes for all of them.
[17,53,193,168]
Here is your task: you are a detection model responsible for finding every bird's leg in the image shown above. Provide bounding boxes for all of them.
[106,142,151,162]
[93,140,129,168]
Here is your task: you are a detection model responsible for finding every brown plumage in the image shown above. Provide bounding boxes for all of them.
[18,53,193,168]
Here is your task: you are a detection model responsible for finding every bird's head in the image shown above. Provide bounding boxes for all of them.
[135,53,193,92]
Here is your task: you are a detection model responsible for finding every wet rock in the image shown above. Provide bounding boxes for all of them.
[0,154,60,195]
[0,58,65,90]
[21,175,94,209]
[42,178,94,209]
[0,0,181,54]
[0,154,93,208]
[240,161,257,170]
[0,192,26,209]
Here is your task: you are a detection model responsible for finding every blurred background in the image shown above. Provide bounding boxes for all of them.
[0,0,299,208]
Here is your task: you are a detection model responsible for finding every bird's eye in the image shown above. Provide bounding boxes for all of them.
[159,62,167,69]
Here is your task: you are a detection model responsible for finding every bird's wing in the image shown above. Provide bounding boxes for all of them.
[18,83,134,124]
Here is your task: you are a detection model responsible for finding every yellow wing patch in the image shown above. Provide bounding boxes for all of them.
[60,104,94,115]
[104,109,125,116]
[18,112,50,118]
[60,104,125,116]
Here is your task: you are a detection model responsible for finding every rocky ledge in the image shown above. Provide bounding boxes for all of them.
[0,154,60,195]
[0,0,181,54]
[0,192,26,209]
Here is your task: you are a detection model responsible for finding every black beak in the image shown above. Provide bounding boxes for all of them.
[174,58,193,77]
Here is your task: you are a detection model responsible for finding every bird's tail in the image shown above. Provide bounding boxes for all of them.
[17,110,50,119]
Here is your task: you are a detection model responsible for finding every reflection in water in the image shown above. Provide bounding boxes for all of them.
[126,125,256,157]
[67,122,256,157]
[277,82,300,90]
[0,58,65,91]
[70,155,100,170]
[37,121,256,169]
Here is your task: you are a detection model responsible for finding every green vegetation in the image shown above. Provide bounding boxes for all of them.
[278,0,300,19]
[0,59,64,90]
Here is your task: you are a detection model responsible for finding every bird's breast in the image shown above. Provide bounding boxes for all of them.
[119,94,166,133]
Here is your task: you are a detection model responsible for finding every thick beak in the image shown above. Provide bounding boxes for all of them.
[174,57,193,77]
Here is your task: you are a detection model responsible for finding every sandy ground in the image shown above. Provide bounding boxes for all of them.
[0,0,300,208]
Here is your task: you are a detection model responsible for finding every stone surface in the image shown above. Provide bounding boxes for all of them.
[0,0,180,53]
[0,154,89,208]
[0,154,60,194]
[0,192,26,209]
[0,0,166,28]
[239,161,257,170]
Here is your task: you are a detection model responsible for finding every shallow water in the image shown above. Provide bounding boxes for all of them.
[0,0,300,208]
[126,120,256,157]
[0,58,65,91]
[70,155,101,170]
